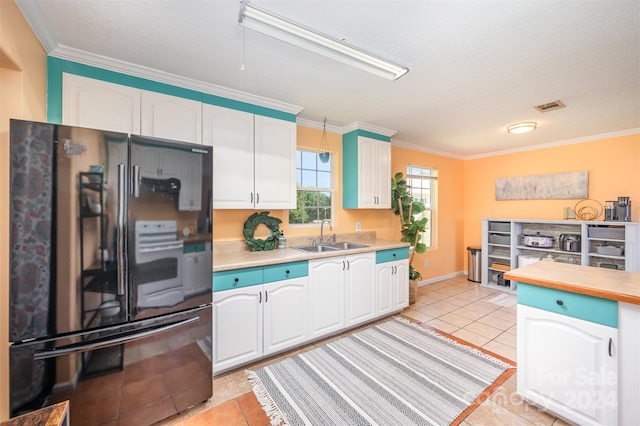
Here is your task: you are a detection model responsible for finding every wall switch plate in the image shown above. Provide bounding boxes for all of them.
[424,259,429,267]
[355,222,362,231]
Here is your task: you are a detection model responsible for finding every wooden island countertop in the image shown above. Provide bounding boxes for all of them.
[504,261,640,305]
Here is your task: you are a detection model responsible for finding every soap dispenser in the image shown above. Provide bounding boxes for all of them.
[278,231,287,249]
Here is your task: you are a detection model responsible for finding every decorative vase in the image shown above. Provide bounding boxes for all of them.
[409,279,418,305]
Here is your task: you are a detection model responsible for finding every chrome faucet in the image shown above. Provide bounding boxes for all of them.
[319,219,332,245]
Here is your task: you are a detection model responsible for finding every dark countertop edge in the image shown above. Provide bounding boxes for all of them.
[212,240,411,272]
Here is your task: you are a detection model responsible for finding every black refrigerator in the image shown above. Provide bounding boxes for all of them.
[8,119,213,424]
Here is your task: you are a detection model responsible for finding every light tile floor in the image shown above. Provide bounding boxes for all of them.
[160,276,572,425]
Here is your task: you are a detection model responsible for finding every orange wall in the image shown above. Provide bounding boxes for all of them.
[1,0,48,420]
[463,134,640,269]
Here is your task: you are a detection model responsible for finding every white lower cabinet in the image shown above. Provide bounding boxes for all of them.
[213,248,409,373]
[517,296,618,425]
[344,253,376,327]
[376,260,409,316]
[375,248,410,317]
[308,257,346,339]
[263,278,309,356]
[213,262,308,373]
[213,285,262,373]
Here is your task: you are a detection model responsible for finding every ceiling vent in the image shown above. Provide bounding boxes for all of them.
[534,100,566,113]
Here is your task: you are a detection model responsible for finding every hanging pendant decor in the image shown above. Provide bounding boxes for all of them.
[318,117,330,163]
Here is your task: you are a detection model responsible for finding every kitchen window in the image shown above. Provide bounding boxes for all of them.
[289,150,333,224]
[406,166,437,248]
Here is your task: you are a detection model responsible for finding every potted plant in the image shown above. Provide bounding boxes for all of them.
[391,172,428,303]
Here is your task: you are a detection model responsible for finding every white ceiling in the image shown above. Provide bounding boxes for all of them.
[16,0,640,158]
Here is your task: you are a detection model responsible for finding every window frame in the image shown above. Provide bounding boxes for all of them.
[406,165,437,249]
[289,149,335,226]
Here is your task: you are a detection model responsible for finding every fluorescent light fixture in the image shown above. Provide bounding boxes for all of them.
[238,1,409,80]
[507,122,537,134]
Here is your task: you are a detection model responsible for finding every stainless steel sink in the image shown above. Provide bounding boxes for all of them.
[293,244,340,253]
[326,242,369,250]
[293,242,369,253]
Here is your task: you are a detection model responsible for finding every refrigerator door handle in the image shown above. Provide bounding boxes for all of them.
[33,316,199,360]
[117,163,127,299]
[132,164,140,198]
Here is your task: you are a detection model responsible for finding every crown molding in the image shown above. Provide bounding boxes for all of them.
[296,118,342,134]
[15,0,58,52]
[48,44,304,116]
[341,121,397,137]
[391,139,466,159]
[464,128,640,160]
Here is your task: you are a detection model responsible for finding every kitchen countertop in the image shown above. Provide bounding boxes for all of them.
[213,239,410,272]
[504,262,640,305]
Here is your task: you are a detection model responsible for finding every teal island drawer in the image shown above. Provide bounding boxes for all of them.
[213,267,263,291]
[517,283,618,327]
[184,242,206,253]
[376,248,409,264]
[263,261,308,283]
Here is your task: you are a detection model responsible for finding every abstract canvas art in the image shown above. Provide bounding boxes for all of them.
[496,171,588,200]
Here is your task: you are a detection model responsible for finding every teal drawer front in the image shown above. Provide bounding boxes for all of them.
[213,267,263,291]
[184,242,206,253]
[376,248,410,264]
[517,283,618,327]
[263,261,308,283]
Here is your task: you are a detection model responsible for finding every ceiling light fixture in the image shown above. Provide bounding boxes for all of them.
[238,0,409,80]
[507,122,537,134]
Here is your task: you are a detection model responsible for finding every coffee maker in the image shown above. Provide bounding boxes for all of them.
[605,196,631,221]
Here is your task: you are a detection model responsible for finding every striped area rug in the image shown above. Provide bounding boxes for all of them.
[246,318,513,426]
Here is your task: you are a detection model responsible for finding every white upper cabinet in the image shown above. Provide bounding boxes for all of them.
[140,90,202,143]
[62,73,140,133]
[203,104,297,209]
[343,135,391,209]
[203,104,254,208]
[253,115,297,209]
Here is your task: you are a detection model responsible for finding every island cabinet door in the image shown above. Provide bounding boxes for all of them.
[517,304,618,426]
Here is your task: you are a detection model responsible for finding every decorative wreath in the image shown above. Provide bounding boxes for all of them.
[243,211,282,251]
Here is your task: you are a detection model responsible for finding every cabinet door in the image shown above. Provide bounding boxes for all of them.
[375,141,391,208]
[140,90,202,143]
[376,263,394,316]
[517,305,618,426]
[356,137,391,209]
[62,73,140,134]
[254,115,297,209]
[263,277,309,356]
[308,257,345,339]
[357,137,376,208]
[213,286,262,373]
[345,253,376,327]
[203,104,255,209]
[393,260,409,310]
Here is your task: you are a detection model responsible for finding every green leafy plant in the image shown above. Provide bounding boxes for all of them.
[391,172,428,280]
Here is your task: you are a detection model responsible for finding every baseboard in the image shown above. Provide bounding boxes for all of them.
[418,271,466,286]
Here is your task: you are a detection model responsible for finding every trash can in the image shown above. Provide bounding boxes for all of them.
[467,246,481,283]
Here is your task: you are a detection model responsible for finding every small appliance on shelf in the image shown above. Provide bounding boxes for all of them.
[605,196,631,222]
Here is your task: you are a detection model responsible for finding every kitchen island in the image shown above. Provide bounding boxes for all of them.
[505,262,640,426]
